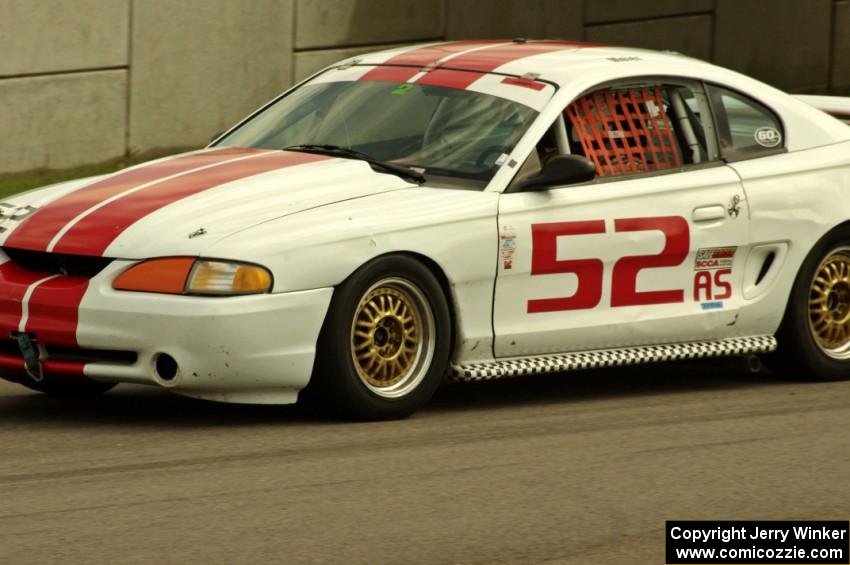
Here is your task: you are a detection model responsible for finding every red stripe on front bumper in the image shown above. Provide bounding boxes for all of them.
[24,275,89,348]
[0,351,87,384]
[0,262,46,336]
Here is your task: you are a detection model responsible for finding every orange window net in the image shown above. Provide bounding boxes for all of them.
[565,86,682,177]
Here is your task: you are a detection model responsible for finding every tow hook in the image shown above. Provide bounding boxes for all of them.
[13,332,43,382]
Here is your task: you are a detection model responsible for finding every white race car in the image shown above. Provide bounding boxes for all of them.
[2,40,849,419]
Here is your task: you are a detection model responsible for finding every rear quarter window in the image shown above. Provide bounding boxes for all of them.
[707,84,785,160]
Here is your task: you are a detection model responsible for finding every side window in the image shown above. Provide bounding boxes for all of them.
[706,84,784,160]
[564,84,710,178]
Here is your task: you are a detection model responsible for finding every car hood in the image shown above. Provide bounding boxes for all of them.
[0,148,413,259]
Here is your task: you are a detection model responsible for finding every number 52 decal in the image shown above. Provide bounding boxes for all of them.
[528,216,690,313]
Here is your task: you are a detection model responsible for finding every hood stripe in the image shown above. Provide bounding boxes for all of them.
[52,150,327,256]
[4,148,259,252]
[45,150,271,252]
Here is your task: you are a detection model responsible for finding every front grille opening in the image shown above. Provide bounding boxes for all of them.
[3,247,113,277]
[0,340,137,365]
[48,345,137,365]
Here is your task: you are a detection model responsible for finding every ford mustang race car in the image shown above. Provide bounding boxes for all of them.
[2,40,850,419]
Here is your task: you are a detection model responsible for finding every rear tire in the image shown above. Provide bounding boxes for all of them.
[307,255,451,420]
[771,229,850,381]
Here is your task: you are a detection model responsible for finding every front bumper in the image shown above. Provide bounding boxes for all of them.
[0,259,334,404]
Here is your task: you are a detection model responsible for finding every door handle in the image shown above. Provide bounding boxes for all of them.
[692,205,727,223]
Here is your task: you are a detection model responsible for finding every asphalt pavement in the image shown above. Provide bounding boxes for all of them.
[1,362,848,564]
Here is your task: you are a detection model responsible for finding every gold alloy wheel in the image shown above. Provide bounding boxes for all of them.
[809,248,850,358]
[350,278,435,397]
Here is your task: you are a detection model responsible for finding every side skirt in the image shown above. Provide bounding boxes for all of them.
[449,335,777,382]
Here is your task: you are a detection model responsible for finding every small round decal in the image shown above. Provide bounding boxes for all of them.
[754,126,782,148]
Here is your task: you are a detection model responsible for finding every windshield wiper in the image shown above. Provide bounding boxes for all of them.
[283,144,425,184]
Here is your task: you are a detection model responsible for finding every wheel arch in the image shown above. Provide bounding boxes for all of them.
[331,250,459,357]
[777,219,850,331]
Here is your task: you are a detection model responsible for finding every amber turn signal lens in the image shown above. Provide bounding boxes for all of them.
[112,258,195,294]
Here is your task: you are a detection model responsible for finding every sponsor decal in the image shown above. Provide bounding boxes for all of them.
[694,269,733,303]
[754,126,782,148]
[390,83,413,96]
[500,226,517,270]
[526,219,738,313]
[694,246,737,270]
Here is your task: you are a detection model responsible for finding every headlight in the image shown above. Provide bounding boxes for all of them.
[113,258,272,295]
[187,260,272,295]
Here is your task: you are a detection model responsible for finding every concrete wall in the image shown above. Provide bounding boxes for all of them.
[1,0,848,174]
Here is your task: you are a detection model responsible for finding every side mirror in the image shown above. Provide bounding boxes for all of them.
[517,154,596,191]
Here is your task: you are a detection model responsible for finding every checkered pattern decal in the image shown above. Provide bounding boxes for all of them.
[449,335,777,382]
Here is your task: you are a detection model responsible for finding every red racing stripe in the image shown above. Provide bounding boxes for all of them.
[359,40,505,83]
[442,40,590,73]
[0,352,87,384]
[415,41,588,90]
[24,275,89,347]
[5,148,261,252]
[417,69,488,90]
[52,150,328,256]
[0,261,45,337]
[363,41,593,91]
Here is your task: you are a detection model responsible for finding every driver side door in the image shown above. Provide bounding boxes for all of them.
[493,80,751,357]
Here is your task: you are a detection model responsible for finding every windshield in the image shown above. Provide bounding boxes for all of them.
[216,77,539,182]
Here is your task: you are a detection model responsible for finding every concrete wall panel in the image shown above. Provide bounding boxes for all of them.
[0,71,127,173]
[295,0,443,49]
[0,0,847,176]
[832,1,850,92]
[0,0,129,76]
[585,15,712,60]
[715,0,832,91]
[293,42,413,82]
[129,0,294,154]
[446,0,582,40]
[585,0,713,24]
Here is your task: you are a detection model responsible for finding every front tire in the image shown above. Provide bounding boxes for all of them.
[308,255,451,420]
[773,230,850,381]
